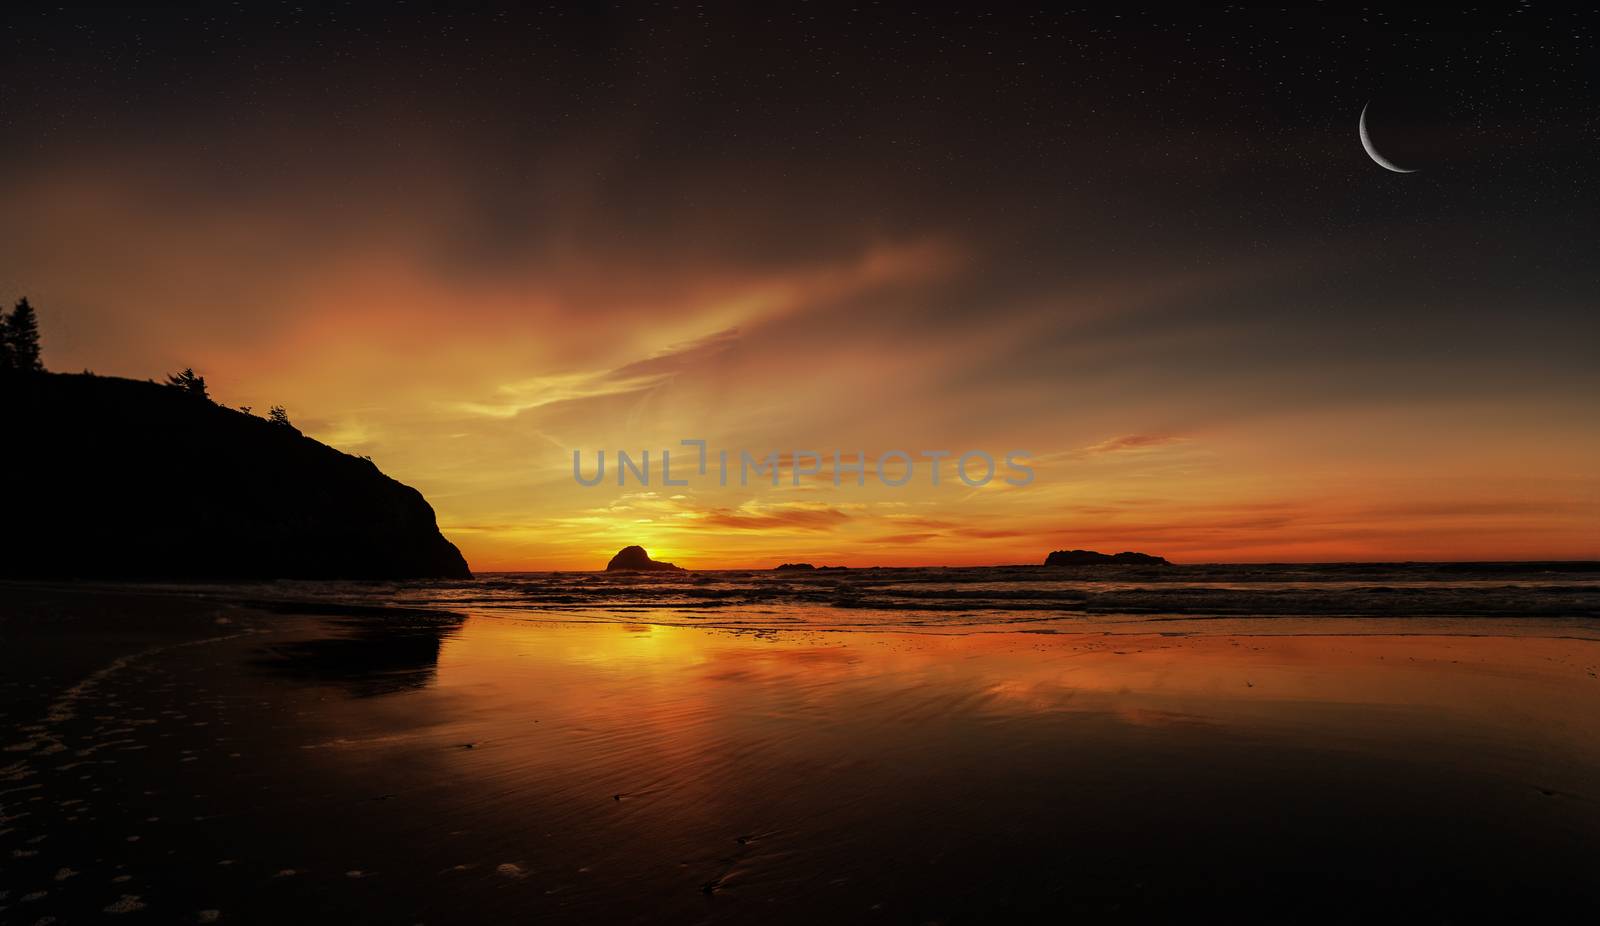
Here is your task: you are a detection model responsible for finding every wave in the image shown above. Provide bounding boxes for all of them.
[117,563,1600,630]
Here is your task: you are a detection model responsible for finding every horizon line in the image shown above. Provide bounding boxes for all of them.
[476,558,1600,574]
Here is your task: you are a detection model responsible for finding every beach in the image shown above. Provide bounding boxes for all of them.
[4,577,1600,922]
[6,3,1597,921]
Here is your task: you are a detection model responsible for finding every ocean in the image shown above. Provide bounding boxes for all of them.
[144,561,1600,632]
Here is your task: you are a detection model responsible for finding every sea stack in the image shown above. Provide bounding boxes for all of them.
[1043,549,1169,566]
[605,545,684,571]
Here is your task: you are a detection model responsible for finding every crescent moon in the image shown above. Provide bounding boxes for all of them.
[1359,102,1417,173]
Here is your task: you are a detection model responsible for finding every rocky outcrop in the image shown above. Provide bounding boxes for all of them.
[0,372,471,579]
[1044,549,1169,566]
[605,545,683,571]
[774,563,816,571]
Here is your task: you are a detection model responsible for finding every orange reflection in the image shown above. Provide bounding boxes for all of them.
[237,614,1600,919]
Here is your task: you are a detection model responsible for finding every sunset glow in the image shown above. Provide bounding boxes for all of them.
[4,8,1595,570]
[15,220,1592,569]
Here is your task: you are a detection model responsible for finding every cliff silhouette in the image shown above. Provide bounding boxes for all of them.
[0,372,470,580]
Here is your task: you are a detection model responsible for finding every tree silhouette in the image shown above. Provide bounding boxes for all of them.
[1,298,44,373]
[165,368,209,399]
[267,405,293,427]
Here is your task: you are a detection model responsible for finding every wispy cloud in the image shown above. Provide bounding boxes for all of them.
[694,502,854,532]
[453,328,742,418]
[1077,434,1188,456]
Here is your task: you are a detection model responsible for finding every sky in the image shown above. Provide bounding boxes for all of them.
[2,4,1596,569]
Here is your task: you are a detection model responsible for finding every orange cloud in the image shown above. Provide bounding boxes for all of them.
[693,503,854,533]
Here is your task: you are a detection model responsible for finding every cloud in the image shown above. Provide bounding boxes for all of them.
[952,527,1037,540]
[452,328,743,419]
[1078,434,1188,456]
[694,502,854,532]
[871,532,940,545]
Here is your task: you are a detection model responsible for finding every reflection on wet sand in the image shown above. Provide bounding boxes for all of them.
[252,607,465,696]
[327,618,1600,921]
[4,594,1600,922]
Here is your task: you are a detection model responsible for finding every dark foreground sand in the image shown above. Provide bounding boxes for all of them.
[4,583,1600,923]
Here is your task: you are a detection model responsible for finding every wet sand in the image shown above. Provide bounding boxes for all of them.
[4,583,1600,922]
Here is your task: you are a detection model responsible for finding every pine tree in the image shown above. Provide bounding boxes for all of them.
[267,405,292,427]
[0,310,12,372]
[165,368,209,399]
[2,298,43,373]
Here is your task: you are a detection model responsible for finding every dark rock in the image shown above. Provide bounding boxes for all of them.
[774,563,816,571]
[605,545,683,571]
[0,372,471,579]
[1044,549,1169,566]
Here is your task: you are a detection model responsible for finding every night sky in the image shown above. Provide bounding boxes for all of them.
[3,4,1596,567]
